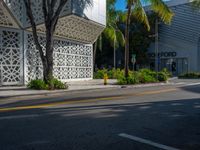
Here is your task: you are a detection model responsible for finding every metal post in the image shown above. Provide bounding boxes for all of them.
[155,17,159,79]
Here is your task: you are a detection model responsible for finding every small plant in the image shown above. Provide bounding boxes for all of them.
[161,68,172,78]
[158,72,168,82]
[94,68,124,79]
[117,73,127,85]
[27,78,68,90]
[94,69,108,79]
[49,78,68,89]
[27,79,48,90]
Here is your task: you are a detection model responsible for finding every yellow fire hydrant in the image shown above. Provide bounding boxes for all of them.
[104,74,108,85]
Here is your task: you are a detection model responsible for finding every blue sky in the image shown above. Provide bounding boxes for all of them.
[115,0,126,10]
[115,0,171,10]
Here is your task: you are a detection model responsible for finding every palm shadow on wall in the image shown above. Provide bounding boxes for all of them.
[71,0,93,19]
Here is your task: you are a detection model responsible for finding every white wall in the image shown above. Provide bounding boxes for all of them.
[72,0,106,26]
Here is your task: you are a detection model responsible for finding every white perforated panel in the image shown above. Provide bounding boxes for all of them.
[0,28,23,85]
[24,32,93,83]
[36,15,104,44]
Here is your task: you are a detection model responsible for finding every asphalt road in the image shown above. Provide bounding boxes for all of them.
[0,83,200,150]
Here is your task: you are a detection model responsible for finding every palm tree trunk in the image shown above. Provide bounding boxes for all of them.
[125,4,132,78]
[114,37,116,69]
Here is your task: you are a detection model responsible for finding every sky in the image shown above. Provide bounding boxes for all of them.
[115,0,171,10]
[115,0,126,10]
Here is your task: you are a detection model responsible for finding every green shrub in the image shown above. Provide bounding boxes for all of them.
[95,68,170,85]
[107,68,122,79]
[139,69,157,83]
[117,68,169,85]
[94,68,124,79]
[158,72,168,82]
[117,74,127,85]
[49,78,68,89]
[27,79,48,90]
[139,73,157,83]
[114,69,124,79]
[28,78,68,90]
[107,69,115,79]
[94,69,107,79]
[161,68,172,78]
[117,71,142,85]
[127,71,140,84]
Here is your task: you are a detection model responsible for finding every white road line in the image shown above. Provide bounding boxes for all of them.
[185,82,200,86]
[118,133,180,150]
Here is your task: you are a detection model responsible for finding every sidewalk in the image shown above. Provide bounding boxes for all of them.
[0,79,118,98]
[1,78,200,99]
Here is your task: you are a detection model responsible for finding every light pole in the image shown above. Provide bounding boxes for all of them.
[148,17,159,78]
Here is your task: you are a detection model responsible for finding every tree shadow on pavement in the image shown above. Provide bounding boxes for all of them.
[0,98,200,150]
[180,84,200,94]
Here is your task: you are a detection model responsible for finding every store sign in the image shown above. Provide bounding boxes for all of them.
[148,52,177,58]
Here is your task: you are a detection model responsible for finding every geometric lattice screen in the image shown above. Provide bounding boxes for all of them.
[0,0,105,85]
[36,15,105,43]
[0,28,23,85]
[3,0,24,26]
[0,3,19,28]
[25,32,93,83]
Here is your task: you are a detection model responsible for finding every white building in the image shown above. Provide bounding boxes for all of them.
[0,0,106,86]
[148,0,200,75]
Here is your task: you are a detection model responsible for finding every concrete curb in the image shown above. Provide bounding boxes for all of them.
[0,82,179,100]
[0,85,120,101]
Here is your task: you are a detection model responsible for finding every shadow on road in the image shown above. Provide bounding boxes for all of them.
[180,84,200,94]
[0,97,200,150]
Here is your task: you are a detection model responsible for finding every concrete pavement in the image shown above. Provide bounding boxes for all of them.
[1,78,200,99]
[0,79,118,98]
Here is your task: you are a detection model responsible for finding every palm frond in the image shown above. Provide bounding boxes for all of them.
[116,29,125,47]
[132,0,150,31]
[104,26,116,47]
[192,0,200,9]
[146,0,174,24]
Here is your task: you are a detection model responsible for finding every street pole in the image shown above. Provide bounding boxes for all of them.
[155,17,159,79]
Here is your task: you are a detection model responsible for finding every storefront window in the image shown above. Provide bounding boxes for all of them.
[150,58,188,76]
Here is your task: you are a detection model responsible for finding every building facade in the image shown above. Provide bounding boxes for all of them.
[0,0,106,86]
[148,0,200,75]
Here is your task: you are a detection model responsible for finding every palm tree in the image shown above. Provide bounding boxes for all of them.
[103,0,125,69]
[124,0,174,78]
[193,0,200,7]
[93,0,124,69]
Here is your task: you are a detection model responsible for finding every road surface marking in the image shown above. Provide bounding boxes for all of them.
[133,89,176,96]
[0,96,125,112]
[119,133,180,150]
[0,88,177,112]
[185,82,200,86]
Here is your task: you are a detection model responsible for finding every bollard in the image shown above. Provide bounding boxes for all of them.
[104,74,108,85]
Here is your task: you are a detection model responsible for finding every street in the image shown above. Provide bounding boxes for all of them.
[0,83,200,150]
